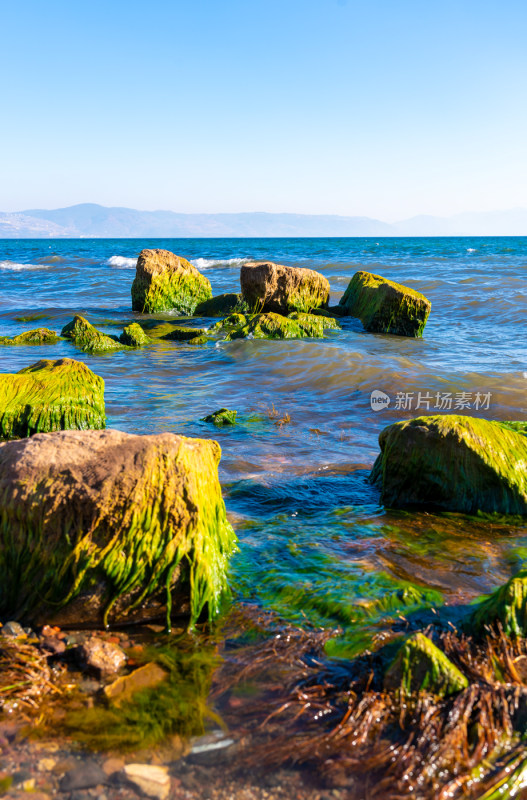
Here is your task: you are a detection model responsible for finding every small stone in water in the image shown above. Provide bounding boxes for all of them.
[59,761,107,791]
[80,638,127,675]
[122,764,170,800]
[2,621,25,637]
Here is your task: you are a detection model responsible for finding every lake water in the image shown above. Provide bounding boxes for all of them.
[0,236,526,655]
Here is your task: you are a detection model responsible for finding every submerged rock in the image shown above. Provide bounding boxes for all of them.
[122,764,170,800]
[0,328,60,346]
[0,358,105,439]
[131,249,212,314]
[470,570,527,637]
[160,325,208,341]
[202,408,237,426]
[338,270,431,337]
[0,428,236,627]
[240,261,330,314]
[61,315,126,353]
[371,415,527,514]
[119,322,150,347]
[195,293,246,317]
[80,638,127,675]
[104,662,168,705]
[215,311,339,340]
[384,632,468,697]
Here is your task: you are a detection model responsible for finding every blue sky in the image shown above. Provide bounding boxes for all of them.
[2,0,526,219]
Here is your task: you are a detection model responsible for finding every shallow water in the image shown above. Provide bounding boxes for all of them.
[0,236,526,655]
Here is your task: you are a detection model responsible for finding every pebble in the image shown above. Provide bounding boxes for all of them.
[122,764,171,800]
[104,662,168,705]
[59,761,108,791]
[102,758,126,776]
[80,638,127,675]
[2,621,25,637]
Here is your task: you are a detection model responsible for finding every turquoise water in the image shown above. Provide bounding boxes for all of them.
[0,237,526,652]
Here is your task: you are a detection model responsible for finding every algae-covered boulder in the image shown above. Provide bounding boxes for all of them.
[160,325,208,342]
[202,409,237,426]
[470,570,527,638]
[215,311,339,341]
[384,632,468,697]
[0,428,237,627]
[131,249,212,314]
[338,271,431,337]
[62,315,126,354]
[0,358,105,440]
[0,328,60,346]
[195,293,246,317]
[120,323,150,347]
[371,415,527,515]
[240,261,330,315]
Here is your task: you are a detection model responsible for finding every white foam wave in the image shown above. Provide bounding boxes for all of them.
[467,248,476,253]
[107,255,137,269]
[191,257,249,270]
[0,260,48,271]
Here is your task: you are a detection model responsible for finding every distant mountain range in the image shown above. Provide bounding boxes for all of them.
[1,203,527,238]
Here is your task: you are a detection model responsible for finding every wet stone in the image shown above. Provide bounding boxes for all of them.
[59,762,107,792]
[2,621,25,637]
[80,638,127,675]
[122,764,170,800]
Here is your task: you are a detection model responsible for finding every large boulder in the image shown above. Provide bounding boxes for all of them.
[240,261,330,315]
[61,315,126,354]
[338,271,431,337]
[371,415,527,514]
[131,249,212,314]
[0,429,236,627]
[0,358,105,440]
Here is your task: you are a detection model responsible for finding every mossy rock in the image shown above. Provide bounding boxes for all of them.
[371,415,527,515]
[62,315,127,354]
[120,323,150,347]
[131,249,212,314]
[215,311,339,341]
[338,271,431,337]
[187,336,210,346]
[0,358,105,440]
[195,293,247,317]
[160,326,208,342]
[201,408,237,426]
[384,632,468,697]
[470,570,527,638]
[0,428,237,627]
[0,328,60,345]
[240,261,330,314]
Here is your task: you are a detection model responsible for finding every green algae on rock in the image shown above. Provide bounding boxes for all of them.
[338,270,431,337]
[61,315,126,354]
[0,328,61,346]
[119,323,150,347]
[0,358,105,440]
[0,428,237,628]
[202,408,237,426]
[470,570,527,638]
[131,249,212,314]
[384,632,468,697]
[195,293,247,317]
[160,325,208,341]
[240,261,330,314]
[371,415,527,515]
[215,311,339,341]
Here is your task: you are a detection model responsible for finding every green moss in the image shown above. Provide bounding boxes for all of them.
[0,431,236,628]
[119,323,150,347]
[195,293,248,317]
[187,335,210,345]
[470,570,527,637]
[62,640,218,751]
[371,415,527,515]
[384,632,468,697]
[61,315,127,354]
[160,326,208,341]
[500,421,527,437]
[0,328,60,345]
[214,311,339,341]
[338,270,431,337]
[287,311,341,336]
[0,358,105,439]
[13,313,49,323]
[202,408,237,426]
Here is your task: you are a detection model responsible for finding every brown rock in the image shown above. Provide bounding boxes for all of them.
[0,428,236,628]
[104,662,168,705]
[102,758,126,776]
[131,249,212,314]
[122,764,170,800]
[80,638,127,675]
[240,261,330,314]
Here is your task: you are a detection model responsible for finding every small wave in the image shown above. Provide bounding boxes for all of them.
[38,255,65,264]
[192,257,249,270]
[107,255,137,269]
[0,260,48,271]
[467,248,476,253]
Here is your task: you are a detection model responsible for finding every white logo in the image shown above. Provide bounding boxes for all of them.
[370,390,391,411]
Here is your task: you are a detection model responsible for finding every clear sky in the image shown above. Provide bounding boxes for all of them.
[2,0,526,220]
